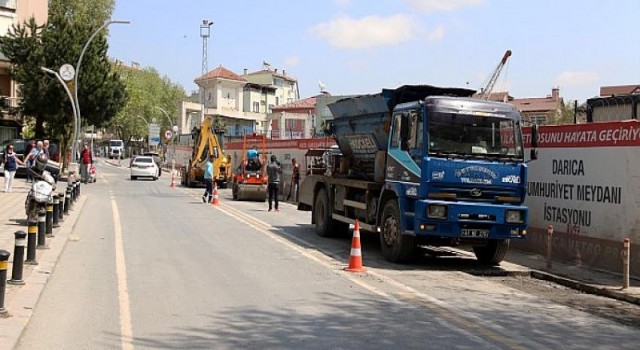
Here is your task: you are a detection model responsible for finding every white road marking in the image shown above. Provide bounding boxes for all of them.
[110,192,134,350]
[216,203,526,349]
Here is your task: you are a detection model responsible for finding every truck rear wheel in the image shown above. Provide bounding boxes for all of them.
[473,239,509,265]
[314,188,348,237]
[380,200,415,263]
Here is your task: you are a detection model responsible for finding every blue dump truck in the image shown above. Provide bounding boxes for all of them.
[298,85,538,264]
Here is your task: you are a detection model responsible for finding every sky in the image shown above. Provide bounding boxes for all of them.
[107,0,640,103]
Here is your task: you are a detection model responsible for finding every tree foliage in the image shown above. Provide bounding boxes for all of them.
[110,66,186,146]
[557,100,576,125]
[0,0,125,170]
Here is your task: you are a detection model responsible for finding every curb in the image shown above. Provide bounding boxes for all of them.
[0,195,88,349]
[530,270,640,306]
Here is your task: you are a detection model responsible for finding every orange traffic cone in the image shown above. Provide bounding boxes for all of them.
[344,220,366,272]
[211,182,220,206]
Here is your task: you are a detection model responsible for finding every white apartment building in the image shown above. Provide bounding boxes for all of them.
[185,63,300,139]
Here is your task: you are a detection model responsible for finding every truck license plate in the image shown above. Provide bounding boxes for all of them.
[461,229,489,238]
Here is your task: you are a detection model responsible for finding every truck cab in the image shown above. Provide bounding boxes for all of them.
[108,139,125,159]
[298,85,537,264]
[383,97,535,263]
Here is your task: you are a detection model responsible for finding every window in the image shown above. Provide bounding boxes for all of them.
[252,102,260,113]
[208,92,212,101]
[391,113,402,148]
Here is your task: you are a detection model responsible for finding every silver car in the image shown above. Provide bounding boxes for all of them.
[130,156,159,181]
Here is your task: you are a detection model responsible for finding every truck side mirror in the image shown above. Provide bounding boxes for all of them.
[531,124,538,148]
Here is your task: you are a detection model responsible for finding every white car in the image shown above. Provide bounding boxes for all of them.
[130,156,159,181]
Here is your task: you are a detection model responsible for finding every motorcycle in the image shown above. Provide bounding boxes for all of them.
[25,154,57,222]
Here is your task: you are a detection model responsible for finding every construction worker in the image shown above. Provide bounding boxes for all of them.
[287,158,300,202]
[202,159,214,203]
[266,155,282,212]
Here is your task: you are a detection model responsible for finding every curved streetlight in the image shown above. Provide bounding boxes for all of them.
[72,19,130,162]
[41,67,78,171]
[153,106,173,125]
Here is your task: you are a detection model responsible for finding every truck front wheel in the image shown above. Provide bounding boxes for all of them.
[314,188,348,237]
[380,200,415,263]
[473,239,509,265]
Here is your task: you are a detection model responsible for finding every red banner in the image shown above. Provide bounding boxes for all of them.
[523,120,640,148]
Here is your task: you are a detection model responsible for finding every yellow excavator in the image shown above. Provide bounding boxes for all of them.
[181,116,231,188]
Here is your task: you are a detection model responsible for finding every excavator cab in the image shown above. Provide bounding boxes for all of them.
[181,116,231,188]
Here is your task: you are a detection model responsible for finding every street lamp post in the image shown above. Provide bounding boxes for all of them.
[73,19,130,162]
[41,67,78,171]
[200,20,213,124]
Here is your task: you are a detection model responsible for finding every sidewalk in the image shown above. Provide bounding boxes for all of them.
[0,177,87,349]
[503,248,640,304]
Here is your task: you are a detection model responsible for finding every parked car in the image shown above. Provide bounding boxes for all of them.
[130,156,159,181]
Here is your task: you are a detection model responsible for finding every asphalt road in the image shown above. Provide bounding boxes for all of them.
[15,162,640,349]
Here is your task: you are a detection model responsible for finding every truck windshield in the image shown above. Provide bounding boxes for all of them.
[427,112,523,161]
[109,140,123,147]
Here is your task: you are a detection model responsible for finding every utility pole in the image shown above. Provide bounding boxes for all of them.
[200,20,213,124]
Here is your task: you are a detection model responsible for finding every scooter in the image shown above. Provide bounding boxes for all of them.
[25,154,57,222]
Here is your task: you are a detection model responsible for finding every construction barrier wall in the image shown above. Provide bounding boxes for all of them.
[518,120,640,277]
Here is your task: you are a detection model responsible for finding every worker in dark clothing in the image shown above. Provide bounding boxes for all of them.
[266,155,282,212]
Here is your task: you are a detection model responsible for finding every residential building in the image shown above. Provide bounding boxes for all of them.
[192,65,261,138]
[586,84,640,122]
[0,0,48,141]
[270,96,317,139]
[511,88,563,125]
[314,92,356,137]
[186,63,302,140]
[243,64,299,107]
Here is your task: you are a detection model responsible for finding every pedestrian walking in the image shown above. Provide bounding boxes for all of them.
[3,143,24,192]
[26,141,45,183]
[79,144,93,183]
[266,155,282,212]
[202,158,214,203]
[287,158,300,202]
[24,139,35,182]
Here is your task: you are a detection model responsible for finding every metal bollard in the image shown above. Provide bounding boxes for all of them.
[46,199,54,237]
[77,179,81,197]
[546,224,553,269]
[71,181,76,202]
[622,238,630,289]
[53,194,60,228]
[64,187,71,214]
[8,231,27,285]
[37,206,48,250]
[58,193,65,222]
[0,250,10,317]
[25,220,38,265]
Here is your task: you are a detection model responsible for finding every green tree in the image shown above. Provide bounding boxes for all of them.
[557,100,576,125]
[0,0,124,171]
[110,66,186,148]
[49,0,115,29]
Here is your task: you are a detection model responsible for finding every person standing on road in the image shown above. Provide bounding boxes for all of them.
[287,158,300,202]
[202,158,214,203]
[266,155,282,212]
[80,144,93,183]
[3,143,24,192]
